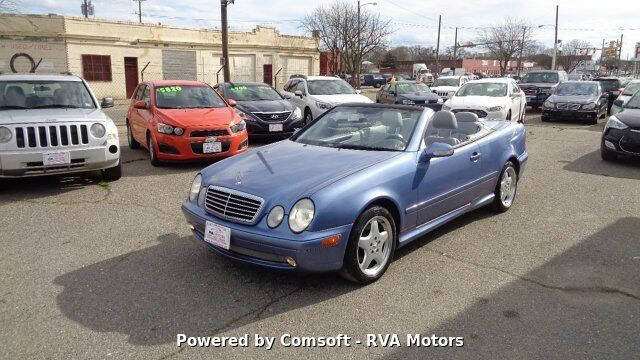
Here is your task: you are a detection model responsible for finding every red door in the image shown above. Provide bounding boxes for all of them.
[124,57,139,99]
[263,64,273,85]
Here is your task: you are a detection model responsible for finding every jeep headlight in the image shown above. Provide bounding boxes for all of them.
[267,206,285,228]
[291,107,302,120]
[581,103,596,110]
[189,174,202,202]
[604,116,628,132]
[90,123,106,138]
[289,198,314,233]
[0,126,12,143]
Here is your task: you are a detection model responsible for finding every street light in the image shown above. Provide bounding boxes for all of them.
[356,1,376,89]
[538,5,559,70]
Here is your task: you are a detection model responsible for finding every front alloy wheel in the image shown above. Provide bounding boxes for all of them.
[493,161,518,212]
[148,136,161,167]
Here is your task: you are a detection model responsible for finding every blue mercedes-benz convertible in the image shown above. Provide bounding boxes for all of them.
[182,104,528,283]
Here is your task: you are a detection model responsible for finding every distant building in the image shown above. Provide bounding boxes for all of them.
[377,59,535,77]
[0,13,320,99]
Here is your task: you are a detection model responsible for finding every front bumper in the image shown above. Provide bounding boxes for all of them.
[154,130,248,161]
[245,117,304,137]
[524,93,550,106]
[0,145,120,178]
[181,201,353,272]
[542,108,599,121]
[601,128,640,157]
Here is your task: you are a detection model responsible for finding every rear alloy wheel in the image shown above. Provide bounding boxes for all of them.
[127,121,139,149]
[493,161,518,212]
[148,136,161,167]
[341,206,396,284]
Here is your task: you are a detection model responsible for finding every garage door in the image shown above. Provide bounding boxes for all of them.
[283,56,311,79]
[230,54,255,82]
[162,50,197,80]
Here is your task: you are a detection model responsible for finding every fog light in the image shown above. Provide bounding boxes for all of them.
[604,140,616,150]
[285,257,297,268]
[109,145,118,154]
[187,223,195,230]
[321,235,341,247]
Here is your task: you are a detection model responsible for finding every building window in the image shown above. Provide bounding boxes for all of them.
[82,55,112,82]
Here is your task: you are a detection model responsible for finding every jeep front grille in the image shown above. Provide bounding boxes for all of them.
[15,124,89,148]
[204,186,264,224]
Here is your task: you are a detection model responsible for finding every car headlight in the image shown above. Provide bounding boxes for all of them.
[189,174,202,202]
[230,120,246,133]
[0,126,12,143]
[291,107,302,120]
[543,100,554,109]
[89,123,106,138]
[235,108,249,119]
[157,122,184,136]
[542,88,554,95]
[604,116,628,132]
[267,206,285,228]
[401,99,415,105]
[288,198,314,233]
[581,103,596,110]
[486,105,504,112]
[437,98,444,104]
[315,101,332,110]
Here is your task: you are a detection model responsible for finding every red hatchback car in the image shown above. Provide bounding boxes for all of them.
[126,81,248,165]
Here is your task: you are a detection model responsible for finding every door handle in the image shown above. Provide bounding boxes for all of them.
[470,152,481,161]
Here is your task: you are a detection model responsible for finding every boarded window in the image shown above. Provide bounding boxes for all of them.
[82,55,112,82]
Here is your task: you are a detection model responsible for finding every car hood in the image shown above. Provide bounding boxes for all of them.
[155,107,237,127]
[614,109,640,129]
[312,94,373,105]
[519,83,555,88]
[235,99,295,113]
[548,95,597,104]
[397,93,440,101]
[431,86,458,92]
[201,140,399,206]
[0,108,110,125]
[449,96,507,108]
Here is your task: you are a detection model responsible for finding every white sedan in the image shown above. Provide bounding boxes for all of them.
[442,78,526,122]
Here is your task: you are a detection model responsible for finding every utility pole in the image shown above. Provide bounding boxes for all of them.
[220,0,233,82]
[435,15,441,74]
[517,26,526,77]
[357,1,361,89]
[82,0,88,18]
[552,5,558,70]
[453,27,458,61]
[133,0,145,23]
[617,33,623,75]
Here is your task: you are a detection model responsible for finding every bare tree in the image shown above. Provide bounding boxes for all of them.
[301,1,392,82]
[0,0,17,12]
[558,39,594,73]
[476,18,534,75]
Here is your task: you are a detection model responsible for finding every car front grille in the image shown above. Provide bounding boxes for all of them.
[521,87,538,95]
[204,186,264,224]
[252,112,291,122]
[15,124,89,148]
[452,109,488,118]
[190,129,229,137]
[620,131,640,154]
[556,103,581,110]
[435,91,452,97]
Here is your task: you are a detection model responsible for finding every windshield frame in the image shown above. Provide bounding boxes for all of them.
[455,82,508,97]
[622,82,640,96]
[0,79,97,110]
[554,82,598,96]
[433,78,460,87]
[306,79,356,96]
[154,84,227,109]
[624,92,640,109]
[396,82,432,94]
[521,72,559,84]
[224,84,283,101]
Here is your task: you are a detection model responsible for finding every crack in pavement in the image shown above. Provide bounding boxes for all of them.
[424,247,640,302]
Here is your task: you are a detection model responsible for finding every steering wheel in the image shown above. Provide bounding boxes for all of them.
[384,133,405,143]
[373,134,406,150]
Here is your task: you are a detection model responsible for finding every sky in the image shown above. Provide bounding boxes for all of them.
[19,0,640,60]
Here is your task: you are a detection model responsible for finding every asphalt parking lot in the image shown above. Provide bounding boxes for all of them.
[1,94,639,358]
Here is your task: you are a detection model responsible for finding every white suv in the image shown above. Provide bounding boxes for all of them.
[281,76,373,124]
[431,75,470,100]
[0,74,121,180]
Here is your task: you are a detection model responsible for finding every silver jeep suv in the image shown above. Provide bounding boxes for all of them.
[0,74,121,180]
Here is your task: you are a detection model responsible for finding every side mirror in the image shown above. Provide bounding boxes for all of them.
[613,99,624,108]
[227,99,237,107]
[294,90,304,98]
[282,93,293,100]
[101,97,114,108]
[133,100,147,109]
[420,142,454,162]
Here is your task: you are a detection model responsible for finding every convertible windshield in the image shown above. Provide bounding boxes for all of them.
[521,72,559,84]
[622,82,640,96]
[554,83,598,96]
[433,78,460,87]
[596,79,621,92]
[225,84,282,101]
[0,80,95,110]
[155,85,227,109]
[397,83,431,94]
[456,83,507,97]
[625,93,640,109]
[307,79,356,95]
[294,106,421,151]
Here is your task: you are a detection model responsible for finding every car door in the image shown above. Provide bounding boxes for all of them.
[130,84,146,141]
[415,140,484,225]
[137,85,154,142]
[509,82,522,120]
[377,84,388,103]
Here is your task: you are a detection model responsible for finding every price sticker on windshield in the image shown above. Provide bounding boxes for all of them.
[157,86,182,93]
[230,86,248,91]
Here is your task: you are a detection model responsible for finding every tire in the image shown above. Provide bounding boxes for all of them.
[101,162,122,181]
[493,161,518,212]
[304,109,313,125]
[341,206,397,284]
[601,147,616,162]
[519,107,526,123]
[127,121,140,149]
[147,135,161,167]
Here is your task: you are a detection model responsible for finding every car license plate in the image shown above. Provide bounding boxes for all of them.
[202,142,222,153]
[43,152,71,166]
[269,124,283,132]
[204,220,231,250]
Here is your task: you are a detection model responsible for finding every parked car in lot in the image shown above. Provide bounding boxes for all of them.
[593,77,622,113]
[362,74,387,88]
[519,70,568,110]
[610,80,640,115]
[430,75,470,100]
[442,78,526,122]
[214,82,304,139]
[0,74,121,180]
[376,81,443,110]
[281,75,372,124]
[126,80,248,166]
[601,92,640,161]
[541,81,608,124]
[182,104,528,283]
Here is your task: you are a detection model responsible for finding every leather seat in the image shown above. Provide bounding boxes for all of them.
[425,111,461,146]
[453,112,482,142]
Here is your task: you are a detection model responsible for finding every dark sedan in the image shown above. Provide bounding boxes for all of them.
[594,77,622,113]
[376,81,443,111]
[541,81,608,124]
[215,82,304,139]
[601,92,640,161]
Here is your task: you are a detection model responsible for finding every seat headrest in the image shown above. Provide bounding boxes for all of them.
[382,110,403,128]
[6,86,24,96]
[455,111,479,123]
[432,111,458,129]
